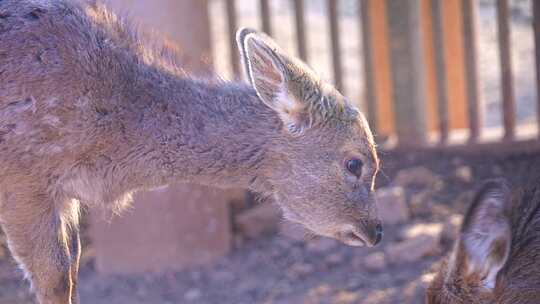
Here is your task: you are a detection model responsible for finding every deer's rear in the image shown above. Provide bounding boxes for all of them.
[427,178,540,304]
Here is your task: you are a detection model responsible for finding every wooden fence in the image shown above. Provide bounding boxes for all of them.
[218,0,540,154]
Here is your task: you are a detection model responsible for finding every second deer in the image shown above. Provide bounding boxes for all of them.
[427,178,540,304]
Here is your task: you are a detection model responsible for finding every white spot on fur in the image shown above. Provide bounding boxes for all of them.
[36,144,64,155]
[45,97,60,108]
[42,115,62,127]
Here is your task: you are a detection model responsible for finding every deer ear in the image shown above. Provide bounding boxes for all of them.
[236,28,310,135]
[236,27,258,82]
[458,179,512,289]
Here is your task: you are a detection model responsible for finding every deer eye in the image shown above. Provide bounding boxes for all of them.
[346,158,363,177]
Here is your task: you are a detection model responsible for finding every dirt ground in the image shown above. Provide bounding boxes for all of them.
[1,149,539,304]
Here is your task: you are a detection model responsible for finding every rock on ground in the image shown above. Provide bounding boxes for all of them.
[399,222,443,240]
[408,190,435,218]
[376,186,410,225]
[306,237,338,253]
[363,252,387,272]
[235,203,281,239]
[455,166,473,183]
[278,222,307,242]
[394,166,443,190]
[442,214,463,241]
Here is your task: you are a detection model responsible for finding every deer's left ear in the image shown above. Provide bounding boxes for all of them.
[458,179,512,289]
[236,27,316,135]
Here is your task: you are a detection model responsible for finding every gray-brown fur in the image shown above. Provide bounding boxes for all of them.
[426,178,540,304]
[0,1,380,303]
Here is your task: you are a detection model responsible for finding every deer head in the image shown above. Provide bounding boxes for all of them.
[236,28,382,247]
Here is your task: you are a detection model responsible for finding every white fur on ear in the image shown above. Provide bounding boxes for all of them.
[240,33,310,135]
[463,223,510,289]
[237,28,351,136]
[235,27,258,82]
[274,89,313,136]
[461,187,512,290]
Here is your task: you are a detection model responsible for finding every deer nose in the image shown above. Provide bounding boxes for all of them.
[362,220,383,246]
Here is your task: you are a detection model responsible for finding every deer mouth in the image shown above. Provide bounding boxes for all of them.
[335,228,368,247]
[333,223,383,247]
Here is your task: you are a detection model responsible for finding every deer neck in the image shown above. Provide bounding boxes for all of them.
[117,67,283,192]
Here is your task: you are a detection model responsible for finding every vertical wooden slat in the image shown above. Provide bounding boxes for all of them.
[496,0,515,140]
[293,0,308,61]
[327,0,343,92]
[533,0,540,138]
[462,0,481,143]
[386,0,428,146]
[369,0,395,137]
[420,0,439,134]
[436,0,468,132]
[431,0,449,144]
[226,0,240,77]
[360,0,378,133]
[260,0,272,36]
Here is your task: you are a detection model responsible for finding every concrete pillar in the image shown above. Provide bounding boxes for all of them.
[104,0,213,74]
[90,0,239,274]
[91,186,233,274]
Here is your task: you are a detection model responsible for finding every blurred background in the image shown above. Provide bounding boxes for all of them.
[1,0,539,303]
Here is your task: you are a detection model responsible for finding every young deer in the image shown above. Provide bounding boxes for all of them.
[0,1,382,303]
[426,179,540,304]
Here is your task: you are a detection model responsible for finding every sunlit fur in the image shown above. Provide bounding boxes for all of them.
[0,1,379,303]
